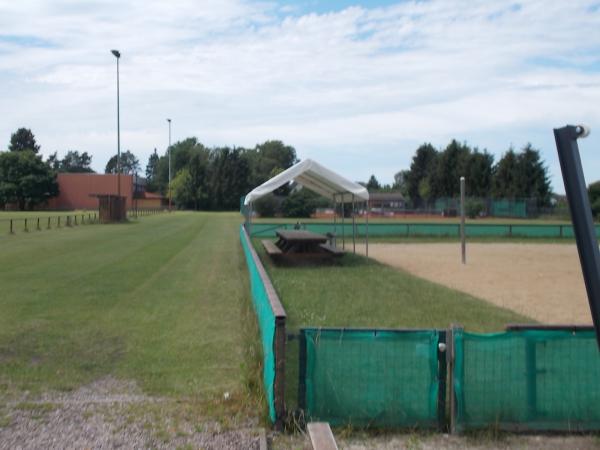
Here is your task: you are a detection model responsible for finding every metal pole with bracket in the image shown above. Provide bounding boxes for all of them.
[554,124,600,348]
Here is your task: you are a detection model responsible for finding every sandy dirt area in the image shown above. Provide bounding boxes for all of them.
[359,243,591,324]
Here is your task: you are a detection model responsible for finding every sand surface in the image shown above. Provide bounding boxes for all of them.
[360,243,591,324]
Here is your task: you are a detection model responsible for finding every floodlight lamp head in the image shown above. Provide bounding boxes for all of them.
[167,118,171,123]
[575,124,591,139]
[111,49,121,58]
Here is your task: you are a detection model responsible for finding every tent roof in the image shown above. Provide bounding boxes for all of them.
[244,159,369,205]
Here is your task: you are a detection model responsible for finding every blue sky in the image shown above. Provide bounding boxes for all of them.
[1,0,600,193]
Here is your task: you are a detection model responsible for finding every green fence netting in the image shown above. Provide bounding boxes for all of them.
[453,329,600,432]
[301,328,441,428]
[239,225,277,422]
[250,222,593,239]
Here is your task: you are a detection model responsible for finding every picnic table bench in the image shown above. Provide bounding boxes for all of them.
[262,229,343,260]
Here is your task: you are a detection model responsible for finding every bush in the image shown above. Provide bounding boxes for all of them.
[465,199,485,219]
[254,194,279,217]
[282,188,330,218]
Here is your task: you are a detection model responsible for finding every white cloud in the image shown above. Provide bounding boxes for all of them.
[0,0,599,190]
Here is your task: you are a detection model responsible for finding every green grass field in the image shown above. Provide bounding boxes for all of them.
[0,210,537,425]
[255,243,531,332]
[254,240,532,408]
[0,212,253,407]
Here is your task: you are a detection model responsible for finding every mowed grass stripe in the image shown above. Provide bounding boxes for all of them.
[0,212,246,398]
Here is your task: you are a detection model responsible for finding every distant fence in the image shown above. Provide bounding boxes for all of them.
[3,208,166,234]
[127,208,165,218]
[251,222,586,239]
[239,225,286,426]
[2,213,99,234]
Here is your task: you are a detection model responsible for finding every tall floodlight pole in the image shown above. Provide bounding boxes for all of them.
[167,118,172,212]
[111,50,121,201]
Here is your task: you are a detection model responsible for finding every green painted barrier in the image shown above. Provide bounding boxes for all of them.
[250,222,593,238]
[301,328,442,428]
[240,225,277,422]
[453,329,600,432]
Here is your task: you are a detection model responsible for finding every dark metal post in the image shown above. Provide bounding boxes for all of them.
[24,218,28,232]
[10,219,13,234]
[437,330,447,431]
[341,194,345,250]
[47,217,51,229]
[554,124,600,347]
[365,199,369,257]
[460,176,466,264]
[352,194,356,254]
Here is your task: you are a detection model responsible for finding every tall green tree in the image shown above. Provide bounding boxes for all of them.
[9,128,40,153]
[492,148,519,198]
[515,143,551,206]
[406,143,438,207]
[492,144,551,204]
[465,149,494,197]
[58,151,94,173]
[208,147,250,210]
[432,140,471,198]
[145,148,160,192]
[366,175,381,191]
[0,151,58,210]
[156,138,209,194]
[246,140,298,188]
[393,170,410,196]
[105,150,140,175]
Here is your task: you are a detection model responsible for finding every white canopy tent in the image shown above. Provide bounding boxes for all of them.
[244,159,370,255]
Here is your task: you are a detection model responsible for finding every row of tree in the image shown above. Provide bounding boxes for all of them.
[392,140,552,207]
[0,127,559,215]
[145,138,298,210]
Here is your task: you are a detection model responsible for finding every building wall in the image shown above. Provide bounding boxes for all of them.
[47,174,134,210]
[135,198,165,209]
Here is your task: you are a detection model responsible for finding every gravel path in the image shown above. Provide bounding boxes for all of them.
[0,378,260,449]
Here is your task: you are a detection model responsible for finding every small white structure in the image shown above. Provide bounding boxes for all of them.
[244,159,370,255]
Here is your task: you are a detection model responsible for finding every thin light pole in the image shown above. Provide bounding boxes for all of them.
[167,118,172,212]
[111,50,121,201]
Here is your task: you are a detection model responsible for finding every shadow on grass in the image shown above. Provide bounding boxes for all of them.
[268,252,376,270]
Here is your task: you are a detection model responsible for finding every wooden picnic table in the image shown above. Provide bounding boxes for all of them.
[262,229,344,260]
[275,229,329,254]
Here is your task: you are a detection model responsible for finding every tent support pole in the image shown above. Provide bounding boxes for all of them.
[366,199,369,257]
[352,194,356,254]
[333,194,337,239]
[248,202,253,236]
[341,194,345,250]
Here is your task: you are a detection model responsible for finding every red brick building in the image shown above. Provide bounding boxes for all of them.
[47,173,166,210]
